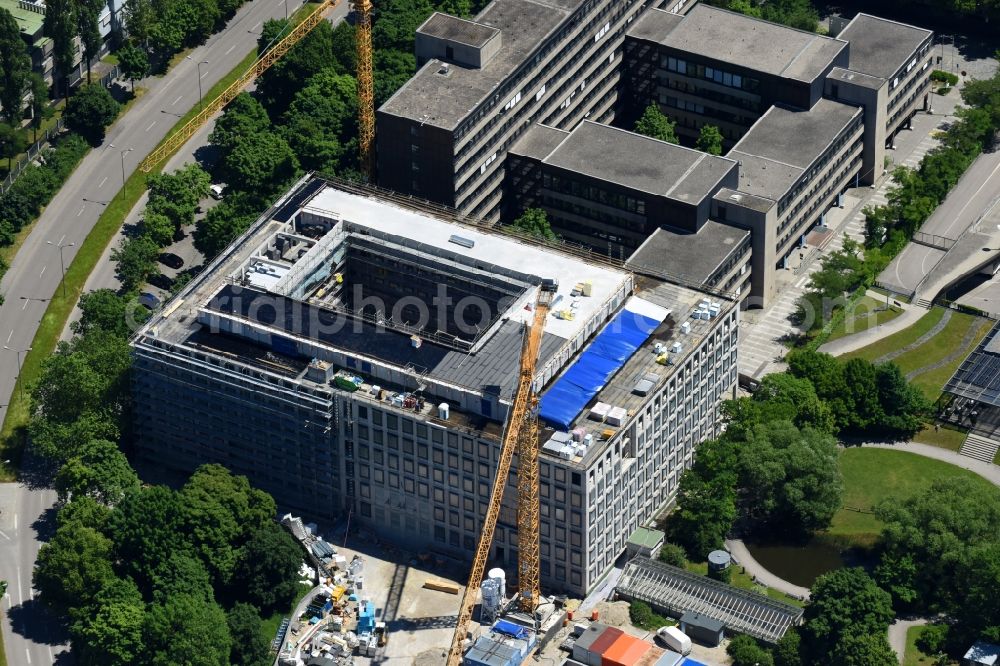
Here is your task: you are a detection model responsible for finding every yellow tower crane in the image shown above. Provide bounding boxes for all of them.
[446,282,555,665]
[138,0,376,179]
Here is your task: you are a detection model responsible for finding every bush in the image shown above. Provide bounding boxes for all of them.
[930,69,959,86]
[628,600,671,632]
[658,542,687,568]
[937,86,952,95]
[916,624,949,656]
[728,634,775,666]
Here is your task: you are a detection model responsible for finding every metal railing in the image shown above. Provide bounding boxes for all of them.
[912,231,956,251]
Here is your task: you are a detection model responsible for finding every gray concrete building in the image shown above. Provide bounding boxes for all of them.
[506,120,751,298]
[826,13,933,184]
[720,99,864,304]
[131,177,739,596]
[622,4,849,147]
[376,0,649,223]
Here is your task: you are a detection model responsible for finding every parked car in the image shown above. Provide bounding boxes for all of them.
[138,292,162,310]
[148,273,175,291]
[158,253,184,269]
[210,184,225,199]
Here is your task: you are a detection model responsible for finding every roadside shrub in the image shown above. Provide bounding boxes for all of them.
[64,85,121,145]
[728,634,775,666]
[930,69,959,86]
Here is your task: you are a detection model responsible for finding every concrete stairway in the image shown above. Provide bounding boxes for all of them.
[960,432,1000,464]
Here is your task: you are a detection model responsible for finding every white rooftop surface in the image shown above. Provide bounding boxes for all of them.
[304,186,630,341]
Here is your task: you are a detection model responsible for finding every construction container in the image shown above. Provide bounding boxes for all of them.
[602,632,651,666]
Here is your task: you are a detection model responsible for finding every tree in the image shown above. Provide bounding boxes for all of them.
[0,122,27,170]
[953,541,1000,647]
[150,551,214,603]
[731,372,835,434]
[143,593,231,666]
[209,92,271,153]
[874,362,929,436]
[801,568,894,662]
[511,208,556,241]
[57,495,112,531]
[228,603,271,666]
[123,0,154,46]
[77,0,104,81]
[233,521,304,612]
[773,628,802,666]
[34,521,116,610]
[28,73,52,142]
[727,634,775,666]
[149,0,220,54]
[219,130,299,193]
[108,485,191,594]
[117,42,150,93]
[696,124,724,155]
[830,632,897,666]
[43,0,79,97]
[0,7,31,123]
[180,464,276,587]
[64,84,121,145]
[668,470,737,557]
[875,477,1000,611]
[73,288,148,337]
[55,439,140,505]
[146,162,210,234]
[193,192,260,258]
[256,19,335,116]
[634,104,678,144]
[281,70,358,174]
[69,576,146,666]
[111,233,159,291]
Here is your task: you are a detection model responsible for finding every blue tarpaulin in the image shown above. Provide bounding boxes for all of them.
[539,307,662,429]
[492,619,531,641]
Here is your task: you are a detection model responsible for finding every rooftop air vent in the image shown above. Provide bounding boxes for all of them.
[437,63,451,76]
[449,234,475,249]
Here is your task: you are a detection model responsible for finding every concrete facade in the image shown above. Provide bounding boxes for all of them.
[131,178,739,597]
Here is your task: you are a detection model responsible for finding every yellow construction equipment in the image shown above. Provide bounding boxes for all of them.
[354,0,375,178]
[138,0,376,179]
[446,283,556,665]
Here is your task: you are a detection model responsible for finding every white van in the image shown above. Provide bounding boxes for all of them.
[209,183,225,199]
[656,626,692,655]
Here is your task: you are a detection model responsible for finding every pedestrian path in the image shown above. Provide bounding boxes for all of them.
[725,539,810,601]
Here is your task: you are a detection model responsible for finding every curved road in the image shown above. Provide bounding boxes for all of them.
[0,1,323,664]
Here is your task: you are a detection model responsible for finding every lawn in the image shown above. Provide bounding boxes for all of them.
[907,317,992,401]
[904,624,957,666]
[840,306,947,362]
[912,423,968,452]
[825,295,904,343]
[889,311,982,376]
[828,448,1000,548]
[684,561,803,607]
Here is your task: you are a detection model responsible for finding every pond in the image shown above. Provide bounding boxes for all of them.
[745,538,849,588]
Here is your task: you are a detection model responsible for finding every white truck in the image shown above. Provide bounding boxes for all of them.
[656,626,692,655]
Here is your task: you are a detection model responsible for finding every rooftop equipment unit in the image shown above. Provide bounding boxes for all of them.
[449,234,475,249]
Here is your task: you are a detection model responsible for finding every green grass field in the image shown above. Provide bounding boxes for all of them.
[912,423,968,452]
[840,307,947,363]
[908,317,992,400]
[828,448,1000,548]
[826,295,904,343]
[904,624,957,666]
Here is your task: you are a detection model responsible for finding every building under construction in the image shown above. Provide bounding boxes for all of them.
[131,176,738,596]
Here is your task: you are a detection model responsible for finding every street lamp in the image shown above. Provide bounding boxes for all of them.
[47,240,75,298]
[109,144,133,201]
[3,345,32,401]
[187,56,210,108]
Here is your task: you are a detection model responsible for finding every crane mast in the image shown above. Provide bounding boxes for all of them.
[354,0,375,179]
[446,284,555,666]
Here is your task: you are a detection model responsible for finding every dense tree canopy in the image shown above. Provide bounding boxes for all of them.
[228,602,272,666]
[144,593,231,666]
[64,84,121,145]
[234,521,305,612]
[0,8,31,123]
[34,521,116,610]
[801,568,894,663]
[69,577,145,666]
[55,438,140,505]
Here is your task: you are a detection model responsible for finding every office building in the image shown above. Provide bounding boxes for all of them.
[131,177,738,596]
[377,0,649,224]
[622,4,849,147]
[506,120,752,299]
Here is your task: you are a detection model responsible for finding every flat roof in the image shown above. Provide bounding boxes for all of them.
[513,121,738,204]
[379,0,582,130]
[628,526,665,549]
[714,187,774,214]
[729,99,862,200]
[838,13,932,80]
[0,0,44,37]
[627,4,847,83]
[827,66,884,90]
[417,12,500,48]
[626,222,749,286]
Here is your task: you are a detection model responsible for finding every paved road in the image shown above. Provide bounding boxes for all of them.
[0,0,313,433]
[882,148,1000,295]
[0,467,64,666]
[888,617,929,663]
